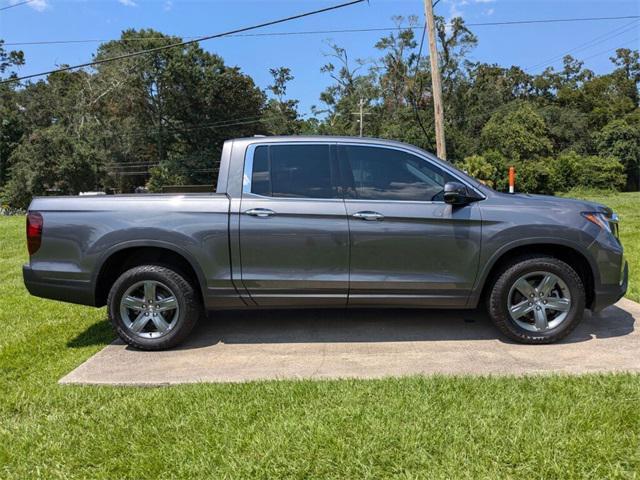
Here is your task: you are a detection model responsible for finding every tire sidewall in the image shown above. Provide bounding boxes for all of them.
[490,257,585,343]
[107,266,197,350]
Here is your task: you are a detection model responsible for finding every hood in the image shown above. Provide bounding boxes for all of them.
[491,191,612,215]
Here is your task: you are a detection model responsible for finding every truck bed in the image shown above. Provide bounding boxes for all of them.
[25,193,234,308]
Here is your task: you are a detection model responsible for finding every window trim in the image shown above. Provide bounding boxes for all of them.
[242,142,341,201]
[337,142,484,204]
[242,141,485,203]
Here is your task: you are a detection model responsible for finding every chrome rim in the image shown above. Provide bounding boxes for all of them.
[119,280,179,339]
[507,271,571,333]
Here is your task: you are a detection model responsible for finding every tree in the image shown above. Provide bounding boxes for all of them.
[263,67,304,135]
[610,48,640,106]
[2,22,639,206]
[480,102,552,161]
[0,40,26,186]
[596,112,640,190]
[92,29,266,188]
[4,125,99,208]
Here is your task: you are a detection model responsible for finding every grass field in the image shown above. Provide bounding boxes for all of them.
[1,193,639,478]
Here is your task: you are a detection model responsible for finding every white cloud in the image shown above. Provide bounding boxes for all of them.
[474,0,495,3]
[11,0,48,11]
[29,0,47,10]
[163,0,173,11]
[449,1,463,20]
[485,7,495,15]
[118,0,137,6]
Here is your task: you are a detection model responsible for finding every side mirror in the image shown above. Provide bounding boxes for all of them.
[443,181,471,205]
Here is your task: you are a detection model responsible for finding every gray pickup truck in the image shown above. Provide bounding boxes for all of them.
[24,136,627,349]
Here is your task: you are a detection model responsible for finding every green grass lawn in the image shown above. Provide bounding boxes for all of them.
[1,194,639,478]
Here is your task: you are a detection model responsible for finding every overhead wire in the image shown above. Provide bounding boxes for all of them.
[0,0,33,12]
[410,23,432,139]
[526,18,640,71]
[0,0,367,84]
[4,15,640,47]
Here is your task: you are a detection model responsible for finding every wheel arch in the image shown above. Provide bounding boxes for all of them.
[474,241,596,310]
[93,241,206,307]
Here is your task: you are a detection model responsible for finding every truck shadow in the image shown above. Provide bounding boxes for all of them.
[173,303,635,350]
[68,304,635,350]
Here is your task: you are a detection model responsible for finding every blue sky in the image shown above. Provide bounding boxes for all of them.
[1,0,639,115]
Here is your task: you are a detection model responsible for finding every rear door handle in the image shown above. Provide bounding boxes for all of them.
[244,208,276,218]
[352,211,384,221]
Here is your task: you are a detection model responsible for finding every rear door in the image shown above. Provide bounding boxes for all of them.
[239,143,349,306]
[339,144,482,307]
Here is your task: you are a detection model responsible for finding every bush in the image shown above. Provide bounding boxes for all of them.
[3,126,99,209]
[512,159,556,195]
[0,203,25,216]
[146,165,188,193]
[572,155,626,191]
[483,150,509,190]
[596,112,640,190]
[550,152,626,192]
[551,151,581,191]
[458,154,497,187]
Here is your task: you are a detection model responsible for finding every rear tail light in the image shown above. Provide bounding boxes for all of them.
[26,212,43,256]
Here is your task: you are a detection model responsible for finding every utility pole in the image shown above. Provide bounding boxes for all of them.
[351,98,371,137]
[423,0,447,160]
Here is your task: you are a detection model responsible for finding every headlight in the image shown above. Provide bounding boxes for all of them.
[582,211,619,237]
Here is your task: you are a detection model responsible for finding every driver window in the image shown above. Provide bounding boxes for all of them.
[340,145,453,201]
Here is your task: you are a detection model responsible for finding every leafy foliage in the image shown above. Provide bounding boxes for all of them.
[0,19,638,208]
[596,112,640,190]
[459,154,497,187]
[480,102,553,161]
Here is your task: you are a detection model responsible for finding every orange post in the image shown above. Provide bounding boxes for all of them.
[508,166,515,194]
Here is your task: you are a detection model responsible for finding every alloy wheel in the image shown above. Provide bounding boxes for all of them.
[119,280,180,339]
[507,271,572,332]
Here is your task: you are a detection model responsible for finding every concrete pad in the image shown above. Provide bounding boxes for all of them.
[60,299,640,385]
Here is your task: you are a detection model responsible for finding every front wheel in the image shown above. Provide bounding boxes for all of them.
[488,256,585,344]
[107,265,202,350]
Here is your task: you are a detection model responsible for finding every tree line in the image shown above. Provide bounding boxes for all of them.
[0,15,638,209]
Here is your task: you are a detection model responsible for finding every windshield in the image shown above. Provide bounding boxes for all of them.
[414,146,490,192]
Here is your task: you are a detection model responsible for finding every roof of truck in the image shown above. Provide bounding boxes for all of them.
[230,135,432,151]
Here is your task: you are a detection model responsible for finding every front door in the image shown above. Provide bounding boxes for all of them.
[338,144,482,307]
[239,143,349,307]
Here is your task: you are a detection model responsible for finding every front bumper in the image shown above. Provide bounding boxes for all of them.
[591,260,628,312]
[23,264,95,306]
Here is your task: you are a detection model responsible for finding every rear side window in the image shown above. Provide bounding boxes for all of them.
[250,144,337,199]
[340,145,453,201]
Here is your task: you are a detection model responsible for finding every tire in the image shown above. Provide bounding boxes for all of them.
[487,255,585,344]
[107,265,202,350]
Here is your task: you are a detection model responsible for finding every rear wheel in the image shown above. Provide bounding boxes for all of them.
[107,265,202,350]
[488,256,585,344]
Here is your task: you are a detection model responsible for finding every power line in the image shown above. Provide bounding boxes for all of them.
[4,15,640,47]
[107,112,308,140]
[93,116,270,142]
[526,19,640,71]
[0,0,33,11]
[109,168,217,176]
[466,14,640,27]
[0,0,366,85]
[580,40,639,63]
[410,23,431,140]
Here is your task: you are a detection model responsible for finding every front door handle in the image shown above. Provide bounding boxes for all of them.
[245,208,276,218]
[352,211,384,221]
